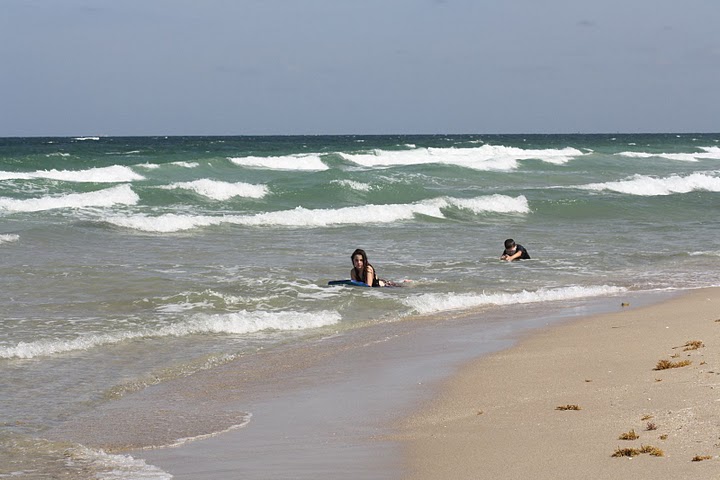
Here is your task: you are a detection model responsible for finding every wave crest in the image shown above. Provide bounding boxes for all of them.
[0,310,341,359]
[162,179,269,200]
[404,285,626,315]
[580,172,720,196]
[0,165,144,183]
[617,146,720,162]
[102,195,528,232]
[228,154,328,171]
[0,184,139,213]
[340,145,584,170]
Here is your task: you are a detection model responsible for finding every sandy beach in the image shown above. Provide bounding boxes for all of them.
[398,288,720,479]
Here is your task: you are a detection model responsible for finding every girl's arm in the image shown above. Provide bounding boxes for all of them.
[365,265,376,286]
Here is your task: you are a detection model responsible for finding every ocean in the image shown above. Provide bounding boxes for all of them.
[1,134,719,478]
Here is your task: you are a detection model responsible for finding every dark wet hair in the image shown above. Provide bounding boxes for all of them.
[351,248,368,264]
[351,249,370,282]
[504,238,516,249]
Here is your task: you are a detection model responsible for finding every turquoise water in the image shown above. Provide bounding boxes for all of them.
[1,134,719,477]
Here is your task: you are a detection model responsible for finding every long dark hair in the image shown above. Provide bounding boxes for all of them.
[351,248,370,282]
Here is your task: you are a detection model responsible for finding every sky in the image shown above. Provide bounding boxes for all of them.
[1,0,719,136]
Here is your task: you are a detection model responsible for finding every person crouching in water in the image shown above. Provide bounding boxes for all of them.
[351,248,395,287]
[500,239,531,261]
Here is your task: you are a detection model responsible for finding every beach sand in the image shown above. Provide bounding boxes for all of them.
[397,288,720,479]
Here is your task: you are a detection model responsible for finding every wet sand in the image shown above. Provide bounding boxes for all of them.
[398,288,720,479]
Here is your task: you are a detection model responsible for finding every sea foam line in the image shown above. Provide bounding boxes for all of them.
[228,154,328,171]
[403,285,626,315]
[0,184,139,213]
[579,172,720,196]
[339,145,585,170]
[160,179,269,200]
[66,446,172,480]
[150,414,253,449]
[101,195,529,232]
[0,310,341,359]
[0,165,144,182]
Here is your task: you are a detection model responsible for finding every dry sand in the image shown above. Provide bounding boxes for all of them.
[398,288,720,479]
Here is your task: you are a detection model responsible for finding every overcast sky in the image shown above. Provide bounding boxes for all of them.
[1,0,718,136]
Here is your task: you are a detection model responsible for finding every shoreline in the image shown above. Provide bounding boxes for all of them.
[397,287,720,479]
[37,288,707,478]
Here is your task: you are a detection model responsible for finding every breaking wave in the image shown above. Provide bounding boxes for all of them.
[102,195,529,232]
[579,172,720,196]
[0,310,341,359]
[0,184,139,213]
[403,285,626,315]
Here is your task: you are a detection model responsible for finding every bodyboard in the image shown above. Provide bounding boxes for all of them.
[328,279,370,287]
[328,279,403,288]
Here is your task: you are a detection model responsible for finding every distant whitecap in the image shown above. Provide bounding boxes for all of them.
[228,154,328,171]
[0,165,144,182]
[580,172,720,196]
[339,144,584,170]
[617,146,720,162]
[332,179,372,192]
[162,179,268,200]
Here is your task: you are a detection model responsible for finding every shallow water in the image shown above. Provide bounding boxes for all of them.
[1,134,719,477]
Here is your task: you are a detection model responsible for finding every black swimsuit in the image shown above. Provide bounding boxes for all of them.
[357,264,381,287]
[503,244,530,260]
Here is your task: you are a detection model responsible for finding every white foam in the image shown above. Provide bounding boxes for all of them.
[0,234,20,244]
[170,310,341,335]
[0,184,139,213]
[340,145,584,170]
[228,154,328,171]
[73,136,100,141]
[170,161,199,168]
[102,195,528,232]
[0,310,341,359]
[66,446,171,480]
[162,179,269,200]
[105,213,218,232]
[156,415,252,449]
[404,285,626,315]
[0,165,144,183]
[580,172,720,196]
[446,194,530,214]
[332,179,372,191]
[617,146,720,162]
[688,251,720,257]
